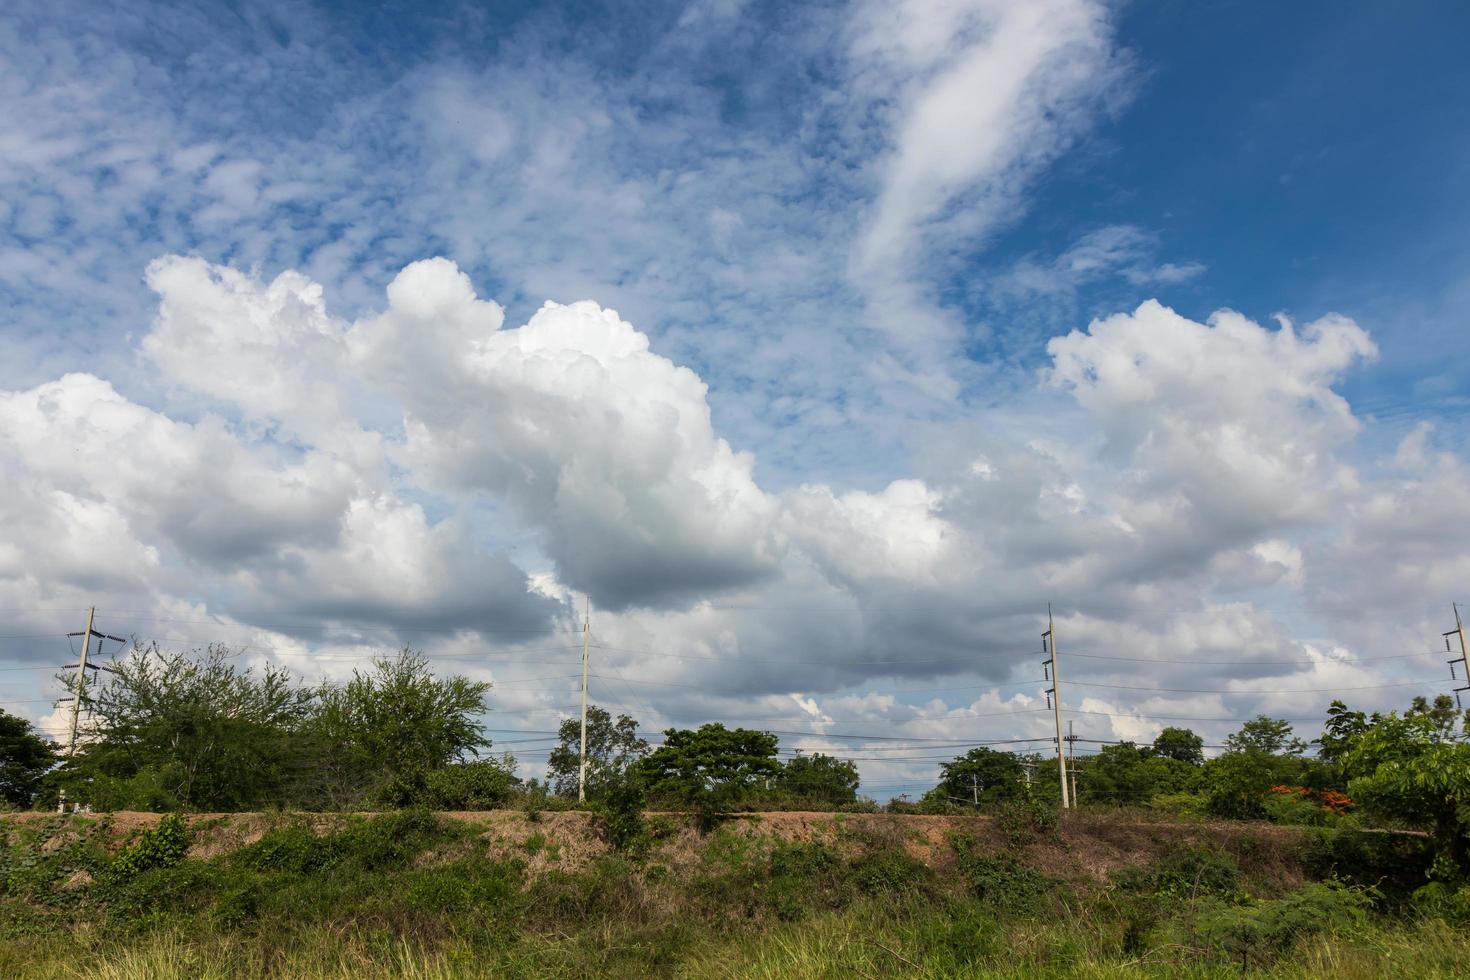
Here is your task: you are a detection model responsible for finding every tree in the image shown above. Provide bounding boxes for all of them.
[313,648,492,807]
[779,752,859,806]
[1152,727,1205,766]
[936,747,1024,807]
[1316,700,1371,765]
[633,723,781,804]
[51,644,316,811]
[0,709,56,808]
[545,705,649,799]
[1225,716,1307,757]
[1343,705,1470,876]
[1078,742,1198,805]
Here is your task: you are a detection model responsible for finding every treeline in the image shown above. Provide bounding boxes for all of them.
[1,644,1467,877]
[0,645,861,815]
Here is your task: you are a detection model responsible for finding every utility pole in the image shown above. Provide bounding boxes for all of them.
[1447,603,1469,709]
[1042,605,1070,809]
[64,607,96,758]
[1066,720,1079,804]
[578,595,591,803]
[971,772,979,807]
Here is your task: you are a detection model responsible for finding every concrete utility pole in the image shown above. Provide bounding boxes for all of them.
[1044,605,1070,810]
[578,595,591,803]
[64,607,96,758]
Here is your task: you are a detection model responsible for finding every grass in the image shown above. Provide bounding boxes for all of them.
[0,809,1461,978]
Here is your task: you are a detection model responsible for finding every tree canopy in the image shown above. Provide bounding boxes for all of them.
[545,705,649,799]
[0,709,56,809]
[633,723,781,803]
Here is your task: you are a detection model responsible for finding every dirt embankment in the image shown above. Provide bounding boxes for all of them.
[2,808,1318,888]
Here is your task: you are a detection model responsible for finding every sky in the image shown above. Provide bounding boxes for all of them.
[2,0,1468,798]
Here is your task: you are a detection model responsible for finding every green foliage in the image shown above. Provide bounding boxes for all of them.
[1077,741,1199,806]
[1178,880,1371,970]
[1343,706,1470,876]
[1224,715,1308,756]
[0,709,57,809]
[1200,748,1299,819]
[545,705,649,800]
[1149,791,1206,816]
[1152,726,1204,765]
[1113,845,1242,900]
[109,814,191,880]
[596,769,648,853]
[995,796,1058,847]
[1302,827,1434,900]
[935,747,1025,807]
[418,758,520,810]
[949,833,1054,914]
[50,645,315,812]
[314,649,493,808]
[634,723,781,807]
[777,752,859,806]
[847,847,932,896]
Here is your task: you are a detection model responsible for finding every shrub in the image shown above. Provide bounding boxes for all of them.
[1149,791,1206,817]
[1112,845,1241,901]
[109,815,190,880]
[1301,828,1435,901]
[995,797,1058,847]
[596,770,648,853]
[419,760,519,810]
[848,848,932,896]
[950,834,1053,914]
[1182,881,1371,969]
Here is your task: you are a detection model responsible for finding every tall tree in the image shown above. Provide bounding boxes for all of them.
[1344,707,1470,876]
[545,705,649,799]
[633,723,781,803]
[1078,742,1198,805]
[314,648,492,807]
[1224,716,1307,757]
[779,752,859,805]
[936,747,1024,807]
[53,644,315,811]
[0,708,56,808]
[1152,727,1205,765]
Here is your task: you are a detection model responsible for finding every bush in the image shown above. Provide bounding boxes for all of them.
[848,848,932,896]
[1181,881,1371,969]
[1112,845,1241,900]
[419,760,519,810]
[1149,791,1206,817]
[951,834,1053,914]
[109,815,190,880]
[1302,828,1435,901]
[597,771,647,853]
[995,797,1058,847]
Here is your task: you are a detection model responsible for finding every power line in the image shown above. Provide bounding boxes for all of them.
[1066,678,1443,695]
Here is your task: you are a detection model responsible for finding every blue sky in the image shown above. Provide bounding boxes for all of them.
[2,0,1467,792]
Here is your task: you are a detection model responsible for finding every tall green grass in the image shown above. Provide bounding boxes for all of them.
[1,810,1462,979]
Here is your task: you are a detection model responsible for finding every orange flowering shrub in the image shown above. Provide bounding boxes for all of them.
[1268,784,1352,814]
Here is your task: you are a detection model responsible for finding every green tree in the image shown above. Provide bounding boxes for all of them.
[0,708,56,808]
[633,723,781,804]
[1343,705,1470,876]
[50,644,315,811]
[936,747,1024,807]
[313,648,492,807]
[1077,742,1198,805]
[1316,700,1371,765]
[545,705,649,799]
[778,752,859,806]
[1152,727,1205,765]
[1225,716,1307,756]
